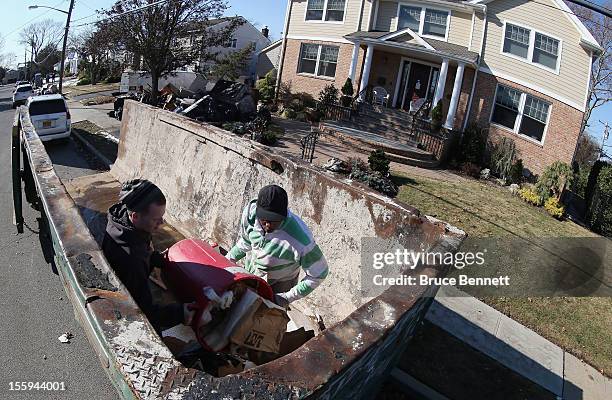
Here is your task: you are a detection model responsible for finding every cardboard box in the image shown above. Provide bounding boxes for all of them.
[229,290,290,354]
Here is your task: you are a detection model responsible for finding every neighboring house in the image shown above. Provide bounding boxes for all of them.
[277,0,602,174]
[3,69,20,84]
[53,51,79,75]
[257,39,283,79]
[184,17,272,80]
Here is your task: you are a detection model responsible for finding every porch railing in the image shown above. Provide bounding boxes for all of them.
[320,102,355,122]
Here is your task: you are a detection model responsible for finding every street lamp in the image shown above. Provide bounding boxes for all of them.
[28,1,75,94]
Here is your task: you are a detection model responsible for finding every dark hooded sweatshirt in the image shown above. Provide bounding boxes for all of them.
[102,203,183,330]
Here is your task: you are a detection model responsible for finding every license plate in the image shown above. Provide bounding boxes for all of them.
[43,120,52,128]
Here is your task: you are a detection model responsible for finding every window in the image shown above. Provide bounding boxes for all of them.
[491,84,551,143]
[533,33,560,70]
[502,22,561,72]
[398,5,421,31]
[423,9,448,38]
[226,38,237,48]
[318,45,339,77]
[29,100,66,116]
[397,5,449,40]
[519,96,550,141]
[503,23,530,59]
[297,43,339,78]
[305,0,346,22]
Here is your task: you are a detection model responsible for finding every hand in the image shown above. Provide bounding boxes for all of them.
[273,294,290,308]
[183,302,198,325]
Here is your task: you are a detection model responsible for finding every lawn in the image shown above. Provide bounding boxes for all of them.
[65,82,120,98]
[394,171,611,377]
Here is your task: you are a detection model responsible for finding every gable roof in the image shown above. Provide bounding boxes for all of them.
[379,28,435,50]
[468,0,602,53]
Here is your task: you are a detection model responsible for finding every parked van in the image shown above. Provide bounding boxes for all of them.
[26,94,71,141]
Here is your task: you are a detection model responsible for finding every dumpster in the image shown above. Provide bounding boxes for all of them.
[11,102,465,399]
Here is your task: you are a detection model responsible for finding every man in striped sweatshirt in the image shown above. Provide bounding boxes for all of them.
[226,185,329,307]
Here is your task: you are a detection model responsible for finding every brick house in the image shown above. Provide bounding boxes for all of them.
[276,0,602,174]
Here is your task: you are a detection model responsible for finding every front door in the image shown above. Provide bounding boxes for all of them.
[395,61,440,111]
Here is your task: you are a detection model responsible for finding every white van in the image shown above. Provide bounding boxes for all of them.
[13,84,34,107]
[27,94,71,141]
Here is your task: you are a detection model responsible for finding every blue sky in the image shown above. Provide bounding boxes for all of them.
[1,0,609,147]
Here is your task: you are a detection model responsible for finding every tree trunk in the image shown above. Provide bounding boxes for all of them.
[150,70,159,104]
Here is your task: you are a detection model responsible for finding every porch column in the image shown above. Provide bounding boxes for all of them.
[359,44,374,100]
[432,58,449,109]
[349,42,360,82]
[444,62,465,130]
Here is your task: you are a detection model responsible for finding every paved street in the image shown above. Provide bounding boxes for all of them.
[0,85,118,399]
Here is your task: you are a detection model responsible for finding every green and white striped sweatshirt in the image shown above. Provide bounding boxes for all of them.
[226,200,329,303]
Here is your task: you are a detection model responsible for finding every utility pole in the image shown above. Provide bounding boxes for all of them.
[58,0,76,94]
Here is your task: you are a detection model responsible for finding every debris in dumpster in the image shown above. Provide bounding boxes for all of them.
[58,332,73,343]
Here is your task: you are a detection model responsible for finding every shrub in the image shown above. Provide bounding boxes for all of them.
[349,160,398,197]
[544,197,565,219]
[509,159,524,184]
[490,137,519,180]
[460,162,481,178]
[76,78,91,86]
[316,84,339,115]
[572,165,591,199]
[341,78,354,97]
[222,122,248,135]
[519,187,544,206]
[585,160,608,209]
[255,70,277,104]
[104,76,121,84]
[535,161,573,201]
[458,124,487,166]
[282,108,297,119]
[587,164,612,237]
[368,150,390,176]
[431,100,443,131]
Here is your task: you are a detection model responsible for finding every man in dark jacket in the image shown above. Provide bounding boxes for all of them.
[102,179,192,331]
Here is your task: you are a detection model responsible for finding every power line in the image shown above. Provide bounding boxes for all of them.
[71,0,174,28]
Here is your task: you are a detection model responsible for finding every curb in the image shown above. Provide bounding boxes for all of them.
[425,286,611,399]
[71,129,114,168]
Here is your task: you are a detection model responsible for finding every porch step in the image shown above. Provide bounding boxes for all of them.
[320,123,439,169]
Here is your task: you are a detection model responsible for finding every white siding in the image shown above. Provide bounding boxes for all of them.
[288,0,367,40]
[481,0,591,110]
[375,0,398,31]
[448,10,472,47]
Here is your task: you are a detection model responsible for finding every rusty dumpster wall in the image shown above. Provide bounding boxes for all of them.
[111,101,464,325]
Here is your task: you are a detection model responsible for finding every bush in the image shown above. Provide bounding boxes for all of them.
[282,108,297,119]
[316,84,339,114]
[368,150,390,176]
[222,122,248,135]
[431,100,443,131]
[458,124,487,166]
[341,78,354,97]
[104,76,121,84]
[460,162,481,178]
[519,187,544,206]
[349,160,398,197]
[587,164,612,237]
[255,70,276,104]
[572,165,591,199]
[490,137,519,180]
[509,159,524,184]
[76,78,91,86]
[544,197,565,219]
[535,161,573,201]
[585,160,608,209]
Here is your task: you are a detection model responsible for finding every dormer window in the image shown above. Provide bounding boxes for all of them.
[397,5,449,40]
[306,0,346,22]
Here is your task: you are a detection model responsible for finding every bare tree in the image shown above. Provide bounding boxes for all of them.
[104,0,240,101]
[19,19,64,61]
[574,132,602,167]
[70,24,115,84]
[569,1,612,135]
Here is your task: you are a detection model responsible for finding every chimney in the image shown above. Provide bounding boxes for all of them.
[262,25,269,38]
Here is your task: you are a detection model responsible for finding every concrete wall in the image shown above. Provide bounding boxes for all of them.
[112,101,464,325]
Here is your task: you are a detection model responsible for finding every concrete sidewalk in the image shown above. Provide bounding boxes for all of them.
[68,100,121,138]
[426,286,611,399]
